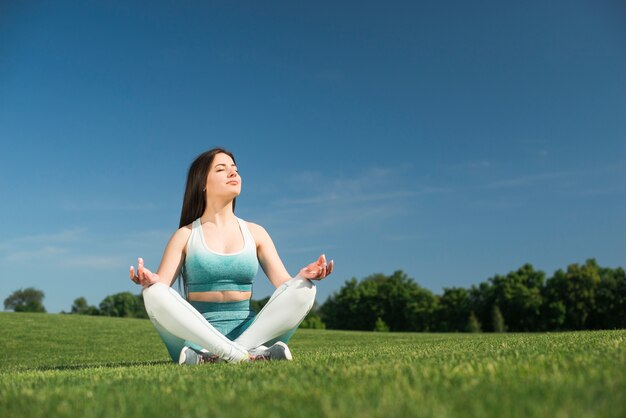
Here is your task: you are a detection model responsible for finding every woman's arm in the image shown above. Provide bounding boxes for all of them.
[130,226,191,288]
[248,222,333,288]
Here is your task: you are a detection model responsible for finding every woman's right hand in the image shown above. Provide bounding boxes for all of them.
[129,257,160,288]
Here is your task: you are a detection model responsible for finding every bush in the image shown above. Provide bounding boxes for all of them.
[373,317,390,332]
[300,311,326,329]
[467,311,482,333]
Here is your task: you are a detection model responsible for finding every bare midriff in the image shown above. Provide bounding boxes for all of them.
[187,290,252,303]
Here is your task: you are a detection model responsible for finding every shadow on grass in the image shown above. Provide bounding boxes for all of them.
[10,360,174,373]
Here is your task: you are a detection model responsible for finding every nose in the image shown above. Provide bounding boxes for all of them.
[228,168,238,177]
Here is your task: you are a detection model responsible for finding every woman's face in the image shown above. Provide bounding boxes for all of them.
[206,153,241,199]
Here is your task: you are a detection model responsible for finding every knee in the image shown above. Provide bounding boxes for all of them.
[292,277,316,307]
[142,282,169,307]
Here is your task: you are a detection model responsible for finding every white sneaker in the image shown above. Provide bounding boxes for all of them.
[251,341,293,361]
[179,346,221,365]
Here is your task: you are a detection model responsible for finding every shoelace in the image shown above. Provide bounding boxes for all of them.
[250,353,270,361]
[198,354,221,364]
[197,352,270,363]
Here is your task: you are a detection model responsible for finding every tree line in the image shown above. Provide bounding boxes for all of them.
[318,259,626,332]
[2,289,151,318]
[4,258,624,332]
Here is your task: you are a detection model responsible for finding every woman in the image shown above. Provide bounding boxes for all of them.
[129,148,334,364]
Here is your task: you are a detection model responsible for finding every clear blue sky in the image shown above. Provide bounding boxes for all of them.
[1,0,624,313]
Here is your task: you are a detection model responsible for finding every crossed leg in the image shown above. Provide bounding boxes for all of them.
[143,283,250,362]
[235,276,316,349]
[143,277,316,363]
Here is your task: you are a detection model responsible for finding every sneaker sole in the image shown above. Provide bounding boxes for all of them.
[274,341,293,361]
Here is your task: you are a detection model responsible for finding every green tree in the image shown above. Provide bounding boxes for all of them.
[436,287,471,332]
[468,282,493,331]
[320,277,371,330]
[99,292,147,318]
[544,259,600,330]
[492,305,506,333]
[539,299,566,331]
[589,266,626,329]
[488,264,544,331]
[300,310,326,329]
[298,301,326,329]
[319,271,436,331]
[373,317,389,332]
[4,288,46,313]
[467,311,481,333]
[71,297,100,315]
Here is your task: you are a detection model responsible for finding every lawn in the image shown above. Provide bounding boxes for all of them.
[0,312,624,418]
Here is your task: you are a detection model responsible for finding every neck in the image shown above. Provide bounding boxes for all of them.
[201,199,236,227]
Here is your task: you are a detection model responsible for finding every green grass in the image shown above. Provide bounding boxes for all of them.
[0,312,625,418]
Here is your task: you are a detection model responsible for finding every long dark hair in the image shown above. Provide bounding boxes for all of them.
[179,147,237,228]
[177,147,237,297]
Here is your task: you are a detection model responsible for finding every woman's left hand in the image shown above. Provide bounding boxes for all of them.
[298,254,334,280]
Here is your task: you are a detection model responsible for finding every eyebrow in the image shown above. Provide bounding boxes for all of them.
[215,163,237,168]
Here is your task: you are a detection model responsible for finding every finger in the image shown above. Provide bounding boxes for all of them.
[138,257,144,277]
[315,265,324,280]
[319,254,328,277]
[130,266,141,284]
[327,259,334,275]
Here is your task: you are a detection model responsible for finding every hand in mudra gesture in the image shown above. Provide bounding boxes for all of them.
[129,258,160,288]
[298,254,334,280]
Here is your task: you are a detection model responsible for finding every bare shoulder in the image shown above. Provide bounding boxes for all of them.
[245,221,270,246]
[169,224,192,246]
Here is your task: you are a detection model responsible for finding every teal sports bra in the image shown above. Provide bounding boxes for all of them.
[184,217,259,293]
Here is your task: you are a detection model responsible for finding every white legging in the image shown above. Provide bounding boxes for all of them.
[142,276,316,362]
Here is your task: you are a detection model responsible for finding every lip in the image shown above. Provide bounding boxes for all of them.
[227,181,239,185]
